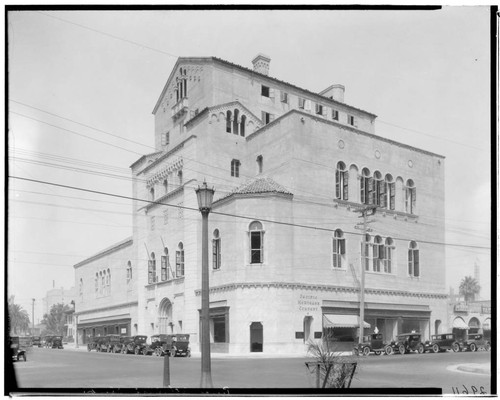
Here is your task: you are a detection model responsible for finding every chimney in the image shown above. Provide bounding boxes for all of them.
[320,84,345,103]
[252,54,271,76]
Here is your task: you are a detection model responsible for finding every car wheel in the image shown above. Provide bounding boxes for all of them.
[417,344,424,354]
[452,343,460,352]
[134,347,140,355]
[485,343,491,351]
[142,348,149,356]
[398,345,406,355]
[432,344,439,353]
[362,346,370,356]
[470,343,477,352]
[385,346,394,356]
[375,351,381,356]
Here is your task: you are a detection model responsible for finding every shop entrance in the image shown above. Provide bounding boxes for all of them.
[250,322,263,352]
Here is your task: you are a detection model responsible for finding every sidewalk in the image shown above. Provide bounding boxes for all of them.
[456,363,490,375]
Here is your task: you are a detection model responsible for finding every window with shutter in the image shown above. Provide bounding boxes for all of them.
[343,171,349,200]
[299,97,305,109]
[414,250,419,277]
[335,169,341,199]
[368,178,374,205]
[360,175,365,204]
[305,100,311,112]
[379,180,386,208]
[389,182,395,210]
[408,249,413,276]
[411,187,416,214]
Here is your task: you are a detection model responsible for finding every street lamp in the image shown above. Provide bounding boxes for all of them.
[195,181,215,388]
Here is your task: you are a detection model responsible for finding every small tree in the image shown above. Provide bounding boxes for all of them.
[459,276,480,304]
[306,332,358,388]
[41,303,72,336]
[8,296,30,335]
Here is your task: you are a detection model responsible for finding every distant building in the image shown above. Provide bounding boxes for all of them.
[449,299,491,341]
[42,285,76,315]
[74,54,447,354]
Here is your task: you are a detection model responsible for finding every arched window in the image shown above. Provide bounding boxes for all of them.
[149,252,157,284]
[176,242,185,277]
[373,235,383,272]
[95,273,98,297]
[79,278,83,300]
[256,155,263,174]
[332,229,346,268]
[233,109,239,135]
[361,234,372,271]
[226,110,232,133]
[163,179,168,195]
[408,241,419,277]
[127,261,132,283]
[161,248,170,281]
[373,171,384,207]
[384,238,394,273]
[150,187,155,201]
[249,221,264,264]
[100,272,104,296]
[178,170,183,186]
[231,159,241,177]
[405,179,416,214]
[360,168,373,205]
[240,115,246,137]
[213,229,221,270]
[107,268,111,295]
[335,162,348,200]
[385,174,395,210]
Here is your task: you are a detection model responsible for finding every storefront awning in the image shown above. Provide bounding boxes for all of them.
[323,314,370,329]
[452,318,469,329]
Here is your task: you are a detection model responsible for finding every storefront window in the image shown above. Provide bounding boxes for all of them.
[213,315,226,343]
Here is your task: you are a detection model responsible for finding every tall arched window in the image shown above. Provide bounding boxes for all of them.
[150,187,155,201]
[178,170,183,185]
[107,268,111,295]
[240,115,246,137]
[256,155,263,174]
[249,221,264,264]
[100,272,104,296]
[373,235,383,272]
[95,273,98,297]
[385,174,395,210]
[226,110,232,133]
[361,234,371,271]
[161,248,169,281]
[233,109,239,135]
[360,168,373,205]
[79,278,83,300]
[384,238,394,273]
[127,261,132,283]
[408,241,419,277]
[176,242,185,277]
[405,179,416,214]
[163,179,168,195]
[332,229,346,269]
[149,252,157,284]
[335,161,348,200]
[373,171,384,207]
[213,229,221,270]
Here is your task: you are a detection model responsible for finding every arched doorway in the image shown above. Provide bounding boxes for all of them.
[468,317,480,334]
[250,322,263,352]
[434,320,441,335]
[452,317,468,341]
[158,298,173,334]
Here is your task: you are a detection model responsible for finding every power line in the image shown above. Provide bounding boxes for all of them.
[8,175,491,251]
[38,11,179,59]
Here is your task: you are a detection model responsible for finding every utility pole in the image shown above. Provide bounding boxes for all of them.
[354,205,377,344]
[31,298,35,335]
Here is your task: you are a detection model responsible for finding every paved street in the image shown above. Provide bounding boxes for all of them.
[9,347,491,394]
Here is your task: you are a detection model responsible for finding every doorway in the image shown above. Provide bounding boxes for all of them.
[250,322,263,352]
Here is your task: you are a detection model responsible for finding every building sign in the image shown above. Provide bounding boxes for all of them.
[481,306,491,314]
[454,303,468,312]
[298,294,320,312]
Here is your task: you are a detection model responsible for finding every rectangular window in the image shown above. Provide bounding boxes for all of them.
[261,111,274,125]
[332,238,345,268]
[176,251,184,277]
[212,239,221,270]
[250,232,263,264]
[161,256,167,281]
[348,115,356,126]
[315,103,323,115]
[231,159,240,177]
[408,249,419,277]
[161,131,170,146]
[148,260,154,284]
[261,85,270,97]
[384,247,392,273]
[298,97,306,109]
[332,109,339,120]
[389,182,396,210]
[213,315,226,343]
[280,91,288,103]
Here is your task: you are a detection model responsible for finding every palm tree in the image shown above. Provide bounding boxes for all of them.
[8,296,30,335]
[459,276,480,304]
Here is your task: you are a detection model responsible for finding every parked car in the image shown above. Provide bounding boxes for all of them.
[99,334,121,353]
[143,334,169,356]
[43,336,54,348]
[120,335,148,355]
[120,336,135,354]
[171,334,191,357]
[113,336,131,353]
[87,336,102,352]
[51,336,64,349]
[10,336,29,362]
[459,334,491,352]
[389,333,425,355]
[32,336,41,347]
[353,333,393,356]
[424,333,461,353]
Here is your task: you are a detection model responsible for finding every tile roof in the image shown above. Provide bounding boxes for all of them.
[215,177,293,204]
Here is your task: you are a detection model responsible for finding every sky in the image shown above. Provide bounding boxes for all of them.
[7,7,492,322]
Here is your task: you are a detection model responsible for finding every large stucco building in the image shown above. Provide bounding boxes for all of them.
[74,54,448,354]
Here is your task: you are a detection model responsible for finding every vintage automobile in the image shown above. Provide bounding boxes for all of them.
[51,335,64,349]
[120,335,148,355]
[43,335,54,348]
[424,333,461,353]
[113,336,131,353]
[142,334,169,356]
[120,336,135,354]
[353,333,393,356]
[388,333,425,355]
[459,334,491,352]
[98,334,122,353]
[87,336,102,352]
[10,336,29,362]
[171,334,191,357]
[32,336,41,347]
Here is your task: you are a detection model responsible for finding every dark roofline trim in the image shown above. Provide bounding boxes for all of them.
[212,191,293,209]
[74,237,133,269]
[247,109,445,159]
[136,135,197,176]
[129,151,164,170]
